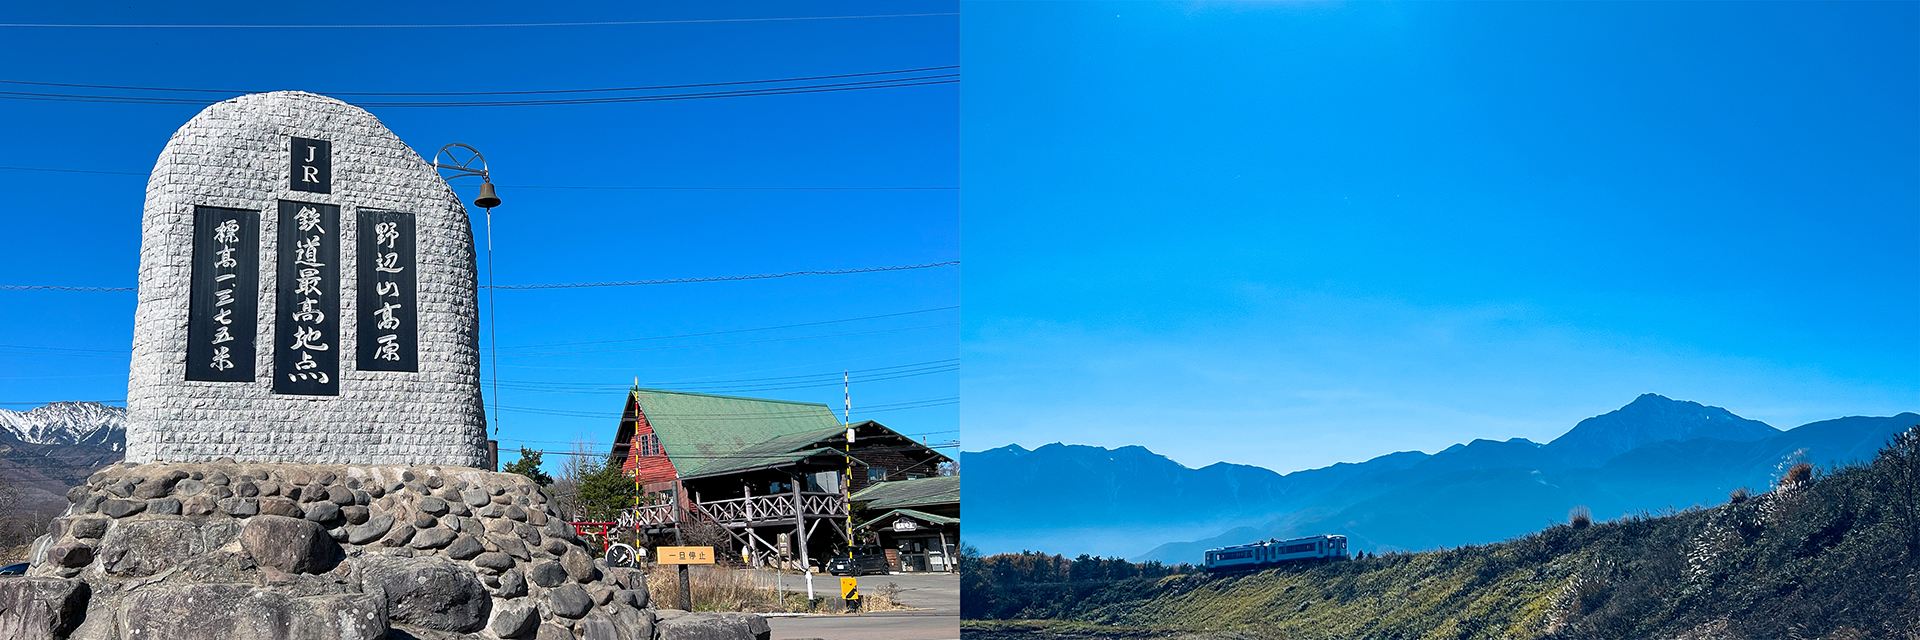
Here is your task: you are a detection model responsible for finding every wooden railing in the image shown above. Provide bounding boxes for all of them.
[697,492,846,527]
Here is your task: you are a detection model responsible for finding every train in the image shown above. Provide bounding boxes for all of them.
[1203,534,1348,572]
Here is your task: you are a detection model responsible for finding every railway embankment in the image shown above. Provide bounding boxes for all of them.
[962,428,1920,639]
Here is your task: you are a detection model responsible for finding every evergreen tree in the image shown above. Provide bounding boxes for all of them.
[501,447,554,487]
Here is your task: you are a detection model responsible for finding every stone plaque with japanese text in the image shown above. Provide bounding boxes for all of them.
[185,206,259,382]
[356,210,417,372]
[127,91,488,466]
[274,200,340,395]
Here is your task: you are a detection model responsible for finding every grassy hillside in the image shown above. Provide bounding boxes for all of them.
[963,428,1920,640]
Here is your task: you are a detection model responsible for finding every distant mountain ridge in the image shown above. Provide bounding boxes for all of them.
[961,394,1919,563]
[0,401,126,446]
[0,401,127,518]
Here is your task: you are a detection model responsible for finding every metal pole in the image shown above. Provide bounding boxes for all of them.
[675,490,691,610]
[793,472,813,601]
[484,207,500,436]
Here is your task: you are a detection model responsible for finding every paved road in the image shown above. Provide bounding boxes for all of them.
[749,570,959,640]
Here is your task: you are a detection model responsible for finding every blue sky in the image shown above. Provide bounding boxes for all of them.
[0,2,958,476]
[962,1,1919,474]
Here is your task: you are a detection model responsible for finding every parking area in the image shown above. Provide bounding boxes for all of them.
[746,570,959,640]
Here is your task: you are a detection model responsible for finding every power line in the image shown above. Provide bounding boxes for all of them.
[493,324,956,357]
[0,13,958,29]
[0,74,956,108]
[500,308,956,350]
[0,65,957,97]
[0,165,956,190]
[496,359,957,387]
[0,260,957,295]
[485,261,957,290]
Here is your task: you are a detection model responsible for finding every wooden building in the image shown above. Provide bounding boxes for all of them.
[605,388,951,570]
[851,475,960,573]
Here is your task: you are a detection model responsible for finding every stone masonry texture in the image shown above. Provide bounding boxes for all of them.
[127,91,488,466]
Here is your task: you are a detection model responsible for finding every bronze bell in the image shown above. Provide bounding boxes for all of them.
[474,180,502,209]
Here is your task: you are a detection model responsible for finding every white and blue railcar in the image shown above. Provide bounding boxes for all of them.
[1203,534,1348,572]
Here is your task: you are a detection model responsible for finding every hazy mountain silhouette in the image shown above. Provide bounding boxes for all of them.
[960,394,1918,563]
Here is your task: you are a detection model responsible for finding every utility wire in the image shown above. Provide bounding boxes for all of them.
[0,13,958,29]
[0,260,957,294]
[0,166,956,190]
[0,66,957,97]
[0,75,956,108]
[499,308,955,349]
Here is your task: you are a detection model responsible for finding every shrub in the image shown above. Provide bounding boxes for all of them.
[1570,505,1593,529]
[1780,462,1814,488]
[1729,487,1751,504]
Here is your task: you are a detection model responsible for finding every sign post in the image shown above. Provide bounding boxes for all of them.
[658,546,713,611]
[840,576,861,613]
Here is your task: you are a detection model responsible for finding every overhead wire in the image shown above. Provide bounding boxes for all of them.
[0,13,958,29]
[0,164,955,189]
[0,66,957,97]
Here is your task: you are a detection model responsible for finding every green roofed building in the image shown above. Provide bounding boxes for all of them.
[852,475,960,572]
[605,387,953,571]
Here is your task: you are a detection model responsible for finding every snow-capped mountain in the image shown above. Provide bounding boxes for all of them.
[0,401,126,449]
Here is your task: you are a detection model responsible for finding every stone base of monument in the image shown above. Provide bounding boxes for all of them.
[0,461,768,640]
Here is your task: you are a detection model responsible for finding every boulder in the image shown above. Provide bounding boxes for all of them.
[45,540,93,568]
[546,583,592,619]
[98,519,204,577]
[654,612,771,640]
[494,567,529,598]
[304,501,343,523]
[562,548,597,583]
[67,517,108,540]
[221,497,260,516]
[463,489,490,507]
[410,526,456,550]
[445,535,485,560]
[99,499,145,518]
[577,612,619,640]
[490,601,540,638]
[607,608,655,640]
[146,497,182,515]
[528,560,568,587]
[183,494,218,516]
[240,515,338,574]
[259,497,305,518]
[120,583,385,640]
[490,533,531,560]
[380,523,417,547]
[347,514,395,545]
[417,497,449,517]
[363,555,492,633]
[0,577,90,640]
[474,551,516,572]
[341,505,371,525]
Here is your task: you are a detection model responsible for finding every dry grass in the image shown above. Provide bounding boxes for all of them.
[1569,505,1592,529]
[0,544,27,565]
[643,565,919,614]
[1780,461,1814,487]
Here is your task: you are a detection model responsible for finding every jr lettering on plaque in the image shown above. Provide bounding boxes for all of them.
[290,137,331,194]
[274,200,340,395]
[357,210,417,371]
[186,206,259,382]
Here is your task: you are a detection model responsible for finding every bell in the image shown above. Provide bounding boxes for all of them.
[474,180,502,209]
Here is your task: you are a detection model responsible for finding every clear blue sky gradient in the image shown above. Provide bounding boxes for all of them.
[962,2,1919,473]
[0,2,958,477]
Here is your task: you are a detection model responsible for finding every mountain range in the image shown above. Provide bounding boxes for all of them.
[961,393,1919,563]
[0,401,127,518]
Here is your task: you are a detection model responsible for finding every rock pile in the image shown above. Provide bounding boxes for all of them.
[2,461,768,640]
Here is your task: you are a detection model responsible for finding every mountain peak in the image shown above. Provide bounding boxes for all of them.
[0,401,127,446]
[1544,394,1777,465]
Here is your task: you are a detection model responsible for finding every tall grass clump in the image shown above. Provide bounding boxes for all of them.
[1568,505,1592,529]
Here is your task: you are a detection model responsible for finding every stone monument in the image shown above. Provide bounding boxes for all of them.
[0,93,769,640]
[124,91,487,466]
